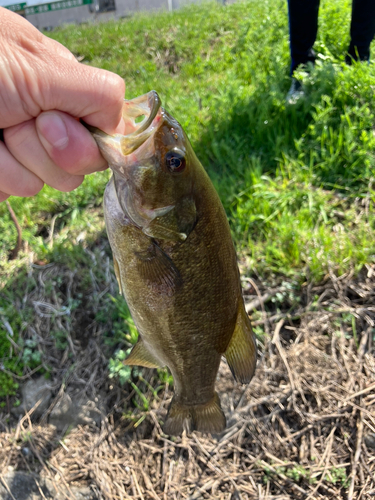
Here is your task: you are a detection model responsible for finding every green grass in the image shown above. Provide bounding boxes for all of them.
[1,0,375,397]
[263,464,350,487]
[1,0,375,278]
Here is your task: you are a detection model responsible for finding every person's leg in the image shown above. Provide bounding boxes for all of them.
[288,0,320,75]
[347,0,375,62]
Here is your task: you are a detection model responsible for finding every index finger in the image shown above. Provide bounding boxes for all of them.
[0,8,126,133]
[42,60,126,134]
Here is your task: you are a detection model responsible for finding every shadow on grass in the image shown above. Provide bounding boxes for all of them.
[194,60,375,198]
[195,67,328,180]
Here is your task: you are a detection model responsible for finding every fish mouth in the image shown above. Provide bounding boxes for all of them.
[122,91,162,137]
[120,90,162,154]
[85,91,163,164]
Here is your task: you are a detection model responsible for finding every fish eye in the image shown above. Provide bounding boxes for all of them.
[165,150,186,173]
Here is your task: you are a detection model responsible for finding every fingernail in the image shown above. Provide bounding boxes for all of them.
[37,113,69,150]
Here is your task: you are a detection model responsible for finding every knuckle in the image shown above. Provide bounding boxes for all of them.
[4,120,34,147]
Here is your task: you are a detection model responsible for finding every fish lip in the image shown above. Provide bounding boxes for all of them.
[118,90,163,155]
[122,90,162,138]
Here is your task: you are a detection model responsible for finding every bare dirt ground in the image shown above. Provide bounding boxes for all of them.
[1,244,374,500]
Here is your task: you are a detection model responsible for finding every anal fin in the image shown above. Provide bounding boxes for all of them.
[225,302,257,384]
[124,337,163,369]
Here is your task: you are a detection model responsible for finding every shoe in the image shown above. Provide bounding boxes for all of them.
[286,78,304,104]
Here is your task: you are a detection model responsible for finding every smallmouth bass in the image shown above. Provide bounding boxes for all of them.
[89,91,257,435]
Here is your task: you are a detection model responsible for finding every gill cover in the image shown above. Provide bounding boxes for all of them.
[88,91,197,242]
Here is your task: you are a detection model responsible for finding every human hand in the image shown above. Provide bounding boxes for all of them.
[0,7,126,202]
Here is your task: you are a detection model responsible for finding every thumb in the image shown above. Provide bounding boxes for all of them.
[36,111,108,175]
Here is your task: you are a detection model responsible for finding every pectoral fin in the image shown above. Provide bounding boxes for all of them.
[124,337,163,368]
[225,303,257,384]
[143,218,187,242]
[142,197,196,242]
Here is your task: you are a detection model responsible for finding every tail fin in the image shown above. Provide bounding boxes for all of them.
[163,392,226,435]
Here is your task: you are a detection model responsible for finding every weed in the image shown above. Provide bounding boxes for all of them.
[325,467,350,487]
[51,330,69,351]
[21,338,42,368]
[284,465,310,482]
[108,349,133,385]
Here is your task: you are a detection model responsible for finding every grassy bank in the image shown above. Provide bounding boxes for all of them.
[1,0,375,278]
[1,0,375,399]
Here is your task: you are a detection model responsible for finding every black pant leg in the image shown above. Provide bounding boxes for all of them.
[288,0,320,74]
[348,0,375,61]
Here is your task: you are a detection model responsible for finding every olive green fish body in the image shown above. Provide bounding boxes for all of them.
[93,91,257,434]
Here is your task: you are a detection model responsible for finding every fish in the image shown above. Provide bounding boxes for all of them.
[88,91,257,435]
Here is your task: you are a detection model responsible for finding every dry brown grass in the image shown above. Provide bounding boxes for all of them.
[1,257,374,499]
